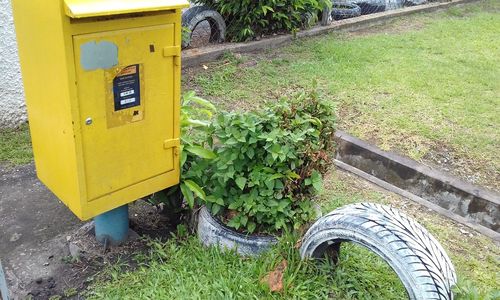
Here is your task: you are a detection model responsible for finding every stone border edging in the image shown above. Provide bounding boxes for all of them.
[334,130,500,242]
[182,0,480,68]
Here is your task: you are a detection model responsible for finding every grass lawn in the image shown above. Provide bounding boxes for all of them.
[185,0,500,191]
[0,124,32,165]
[86,4,500,298]
[1,2,498,299]
[86,171,499,299]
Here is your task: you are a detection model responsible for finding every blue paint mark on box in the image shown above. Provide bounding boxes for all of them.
[80,41,118,71]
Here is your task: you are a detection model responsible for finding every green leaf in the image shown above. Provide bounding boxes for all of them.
[269,173,284,180]
[149,191,168,205]
[268,200,279,207]
[186,119,210,128]
[285,170,301,179]
[235,177,247,190]
[311,170,323,192]
[215,198,225,206]
[180,183,194,208]
[247,147,255,159]
[265,179,275,190]
[180,149,187,167]
[227,217,240,230]
[190,96,217,111]
[240,215,248,226]
[228,201,242,210]
[247,221,256,233]
[185,146,216,159]
[184,180,206,200]
[211,203,221,215]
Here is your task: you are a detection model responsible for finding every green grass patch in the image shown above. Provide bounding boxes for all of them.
[87,170,499,299]
[88,229,407,299]
[0,124,32,165]
[189,1,500,189]
[85,3,500,298]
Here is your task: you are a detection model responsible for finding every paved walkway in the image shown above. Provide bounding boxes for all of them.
[0,164,83,298]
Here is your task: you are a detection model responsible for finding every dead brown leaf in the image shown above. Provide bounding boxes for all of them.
[294,238,302,249]
[264,259,288,293]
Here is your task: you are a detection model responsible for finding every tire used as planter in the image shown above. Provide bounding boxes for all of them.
[181,6,226,49]
[300,203,457,300]
[198,204,323,256]
[321,7,333,26]
[197,206,278,256]
[331,3,362,20]
[354,1,386,15]
[404,0,427,6]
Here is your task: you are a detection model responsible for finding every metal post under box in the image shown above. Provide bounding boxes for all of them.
[12,0,189,220]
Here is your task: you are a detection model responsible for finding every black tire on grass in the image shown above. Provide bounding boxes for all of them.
[331,3,362,20]
[300,203,457,300]
[404,0,427,6]
[181,6,226,49]
[355,1,386,14]
[321,7,333,25]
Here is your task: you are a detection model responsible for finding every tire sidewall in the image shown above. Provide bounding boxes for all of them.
[301,225,420,299]
[197,206,278,256]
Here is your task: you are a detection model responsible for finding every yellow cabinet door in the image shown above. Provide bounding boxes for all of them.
[73,24,177,201]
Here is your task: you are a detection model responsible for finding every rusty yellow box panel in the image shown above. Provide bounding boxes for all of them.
[12,0,189,220]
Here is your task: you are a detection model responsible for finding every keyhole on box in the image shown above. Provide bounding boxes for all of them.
[133,110,139,116]
[149,44,155,53]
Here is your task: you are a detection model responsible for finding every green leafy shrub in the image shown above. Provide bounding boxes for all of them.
[189,87,336,234]
[194,0,331,42]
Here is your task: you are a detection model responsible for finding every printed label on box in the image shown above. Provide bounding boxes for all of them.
[113,64,141,111]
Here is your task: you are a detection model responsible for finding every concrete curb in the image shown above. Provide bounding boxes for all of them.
[334,130,500,242]
[182,0,480,67]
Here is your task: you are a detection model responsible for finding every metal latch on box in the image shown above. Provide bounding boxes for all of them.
[163,46,181,66]
[164,138,180,156]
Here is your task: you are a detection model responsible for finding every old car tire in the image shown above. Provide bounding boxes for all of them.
[321,7,333,25]
[300,203,457,300]
[331,3,362,20]
[197,206,278,256]
[355,1,386,14]
[181,6,226,49]
[404,0,427,6]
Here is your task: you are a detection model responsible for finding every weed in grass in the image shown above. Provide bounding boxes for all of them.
[63,287,78,298]
[453,278,500,300]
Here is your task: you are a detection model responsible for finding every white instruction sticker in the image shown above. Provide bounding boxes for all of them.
[120,98,136,105]
[120,90,135,97]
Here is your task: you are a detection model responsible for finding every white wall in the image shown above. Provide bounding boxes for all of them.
[0,0,26,128]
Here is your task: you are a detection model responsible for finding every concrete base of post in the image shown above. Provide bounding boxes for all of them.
[94,204,129,246]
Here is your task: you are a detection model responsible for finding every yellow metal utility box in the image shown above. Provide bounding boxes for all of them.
[12,0,189,220]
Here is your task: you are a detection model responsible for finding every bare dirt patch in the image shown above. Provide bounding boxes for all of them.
[10,201,178,300]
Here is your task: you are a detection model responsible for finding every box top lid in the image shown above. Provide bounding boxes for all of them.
[64,0,189,19]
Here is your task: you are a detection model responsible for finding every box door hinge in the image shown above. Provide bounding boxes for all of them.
[163,46,181,66]
[164,138,180,156]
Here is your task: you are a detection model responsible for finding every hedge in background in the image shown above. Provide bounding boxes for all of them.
[195,0,330,42]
